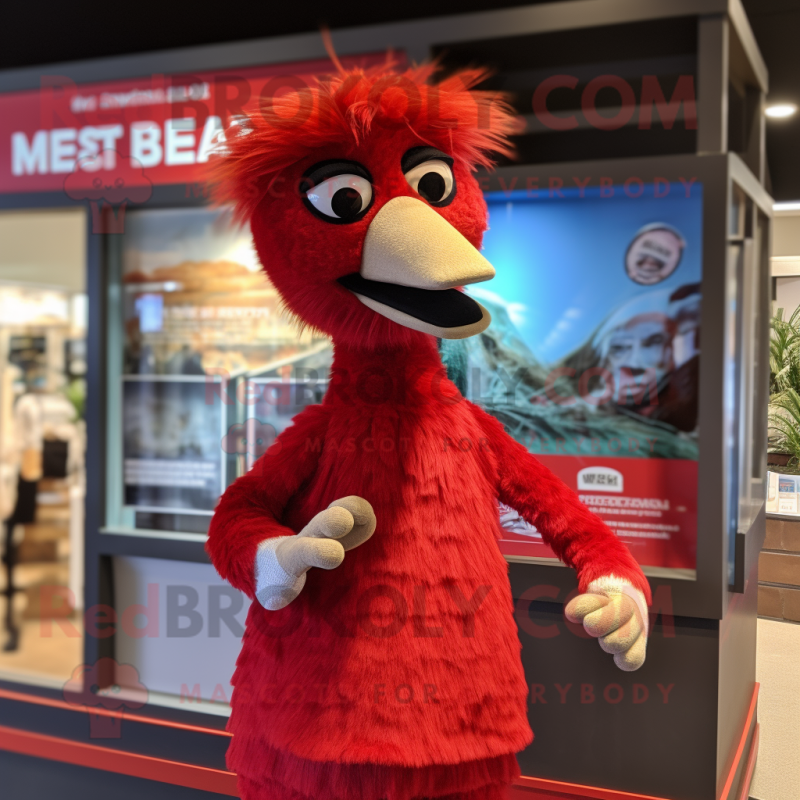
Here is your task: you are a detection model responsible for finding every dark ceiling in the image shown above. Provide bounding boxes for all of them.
[0,0,561,70]
[2,0,799,199]
[742,0,800,200]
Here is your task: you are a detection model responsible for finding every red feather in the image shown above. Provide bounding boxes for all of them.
[211,63,521,224]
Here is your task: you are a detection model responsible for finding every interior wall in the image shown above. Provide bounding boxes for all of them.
[772,213,800,314]
[775,276,800,314]
[773,215,800,259]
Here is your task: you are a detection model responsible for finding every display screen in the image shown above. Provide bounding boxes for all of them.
[460,181,703,576]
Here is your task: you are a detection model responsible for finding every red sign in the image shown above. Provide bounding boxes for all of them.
[499,456,697,571]
[0,53,390,195]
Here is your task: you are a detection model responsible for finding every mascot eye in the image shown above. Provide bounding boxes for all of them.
[404,160,454,205]
[401,147,456,207]
[301,160,374,224]
[305,174,372,221]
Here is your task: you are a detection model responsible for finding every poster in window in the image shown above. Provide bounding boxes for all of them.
[451,182,702,576]
[122,377,225,513]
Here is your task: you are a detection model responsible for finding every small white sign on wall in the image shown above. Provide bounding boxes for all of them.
[777,472,800,515]
[577,466,624,493]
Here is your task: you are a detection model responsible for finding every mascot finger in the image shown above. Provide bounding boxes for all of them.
[599,614,643,654]
[613,634,648,672]
[564,593,609,624]
[279,536,345,574]
[329,496,377,550]
[582,594,636,638]
[299,506,355,540]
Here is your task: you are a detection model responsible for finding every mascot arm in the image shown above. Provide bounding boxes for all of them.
[472,404,651,672]
[207,405,376,608]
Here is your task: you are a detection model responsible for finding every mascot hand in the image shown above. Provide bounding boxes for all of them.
[564,576,649,672]
[255,496,376,611]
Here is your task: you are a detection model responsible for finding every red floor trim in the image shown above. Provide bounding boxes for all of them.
[512,775,671,800]
[0,687,231,737]
[0,724,239,795]
[736,723,759,800]
[717,683,759,800]
[0,683,761,800]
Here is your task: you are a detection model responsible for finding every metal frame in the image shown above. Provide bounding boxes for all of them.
[492,152,771,621]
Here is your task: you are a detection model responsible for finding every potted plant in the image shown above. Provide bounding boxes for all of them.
[769,306,800,471]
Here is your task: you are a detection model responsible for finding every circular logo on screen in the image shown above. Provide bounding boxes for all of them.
[625,224,685,285]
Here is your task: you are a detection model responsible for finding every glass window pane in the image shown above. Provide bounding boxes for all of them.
[0,207,87,688]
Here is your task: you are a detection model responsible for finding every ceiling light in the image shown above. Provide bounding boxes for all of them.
[766,103,798,119]
[774,201,800,213]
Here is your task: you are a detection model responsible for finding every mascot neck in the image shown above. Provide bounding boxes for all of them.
[327,336,460,408]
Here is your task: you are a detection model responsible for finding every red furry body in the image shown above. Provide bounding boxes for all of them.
[206,63,650,800]
[209,340,649,799]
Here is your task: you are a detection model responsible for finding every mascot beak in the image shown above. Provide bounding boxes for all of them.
[337,196,496,339]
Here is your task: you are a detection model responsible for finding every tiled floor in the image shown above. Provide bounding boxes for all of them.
[750,618,800,800]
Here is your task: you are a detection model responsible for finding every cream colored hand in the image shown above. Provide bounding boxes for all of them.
[564,576,649,672]
[254,497,376,611]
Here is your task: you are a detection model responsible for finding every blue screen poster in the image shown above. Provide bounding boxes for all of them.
[453,181,702,574]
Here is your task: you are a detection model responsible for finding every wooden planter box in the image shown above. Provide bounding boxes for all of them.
[760,515,800,622]
[767,452,793,468]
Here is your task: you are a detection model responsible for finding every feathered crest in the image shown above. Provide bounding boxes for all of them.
[210,60,521,222]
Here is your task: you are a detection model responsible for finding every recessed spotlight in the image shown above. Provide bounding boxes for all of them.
[766,103,798,119]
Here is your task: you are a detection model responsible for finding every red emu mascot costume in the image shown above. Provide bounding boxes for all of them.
[207,62,652,800]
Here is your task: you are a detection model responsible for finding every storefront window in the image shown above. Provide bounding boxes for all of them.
[100,205,335,708]
[0,207,87,687]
